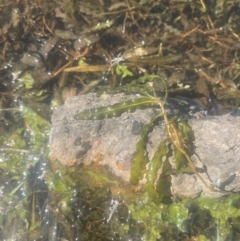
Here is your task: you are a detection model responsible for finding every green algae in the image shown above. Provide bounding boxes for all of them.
[197,194,240,240]
[0,105,50,240]
[128,196,189,240]
[116,64,133,78]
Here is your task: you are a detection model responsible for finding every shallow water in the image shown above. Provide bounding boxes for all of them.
[1,0,240,240]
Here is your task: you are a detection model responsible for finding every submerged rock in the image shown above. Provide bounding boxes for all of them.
[49,93,240,199]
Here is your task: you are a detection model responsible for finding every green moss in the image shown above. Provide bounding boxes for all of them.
[22,106,50,150]
[198,235,211,241]
[128,197,190,240]
[3,128,26,149]
[198,195,240,240]
[19,72,35,89]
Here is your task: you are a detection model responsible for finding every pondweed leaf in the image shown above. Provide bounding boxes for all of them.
[145,141,168,200]
[74,96,159,120]
[171,119,195,171]
[146,141,168,185]
[97,74,166,98]
[117,74,167,97]
[155,158,172,204]
[174,147,188,171]
[121,84,154,97]
[130,114,162,185]
[178,118,195,152]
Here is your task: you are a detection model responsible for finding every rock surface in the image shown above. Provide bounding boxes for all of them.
[49,93,240,198]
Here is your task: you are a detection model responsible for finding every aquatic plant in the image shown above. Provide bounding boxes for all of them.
[74,74,219,203]
[1,0,240,239]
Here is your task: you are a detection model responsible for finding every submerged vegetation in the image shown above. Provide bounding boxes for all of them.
[1,0,240,240]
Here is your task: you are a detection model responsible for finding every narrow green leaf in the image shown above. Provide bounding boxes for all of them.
[130,114,162,185]
[174,147,188,171]
[146,141,168,185]
[172,118,195,171]
[74,96,158,120]
[121,84,155,96]
[145,141,168,199]
[178,118,195,152]
[130,143,149,185]
[155,158,172,204]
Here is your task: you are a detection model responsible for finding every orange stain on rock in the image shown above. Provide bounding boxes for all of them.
[67,159,77,166]
[116,163,126,170]
[91,153,104,172]
[94,153,104,164]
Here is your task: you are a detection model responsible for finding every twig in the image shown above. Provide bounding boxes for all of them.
[0,147,29,153]
[50,47,89,79]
